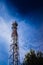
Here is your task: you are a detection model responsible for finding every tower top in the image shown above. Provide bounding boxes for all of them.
[12,21,18,29]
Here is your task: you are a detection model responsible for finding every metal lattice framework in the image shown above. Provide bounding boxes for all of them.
[9,22,19,65]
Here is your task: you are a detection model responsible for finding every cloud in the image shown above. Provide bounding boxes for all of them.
[0,2,12,22]
[0,16,43,63]
[0,17,11,65]
[0,17,11,48]
[18,21,43,61]
[0,0,43,63]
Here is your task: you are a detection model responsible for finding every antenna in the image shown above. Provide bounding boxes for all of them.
[9,21,20,65]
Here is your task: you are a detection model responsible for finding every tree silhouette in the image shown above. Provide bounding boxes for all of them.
[23,49,43,65]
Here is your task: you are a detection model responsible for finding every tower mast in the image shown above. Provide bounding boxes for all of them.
[9,21,19,65]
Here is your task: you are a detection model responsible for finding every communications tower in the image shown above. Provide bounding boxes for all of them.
[9,21,19,65]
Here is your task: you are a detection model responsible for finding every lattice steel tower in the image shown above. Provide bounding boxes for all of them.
[9,21,19,65]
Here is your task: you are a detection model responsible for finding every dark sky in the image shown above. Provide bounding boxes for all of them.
[5,0,43,27]
[6,0,43,15]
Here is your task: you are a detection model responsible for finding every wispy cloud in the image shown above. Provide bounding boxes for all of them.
[0,17,11,65]
[0,17,11,48]
[0,17,43,62]
[0,0,43,64]
[18,21,43,62]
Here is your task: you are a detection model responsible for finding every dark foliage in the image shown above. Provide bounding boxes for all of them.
[23,49,43,65]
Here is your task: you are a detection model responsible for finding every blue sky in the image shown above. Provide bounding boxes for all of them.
[0,0,43,65]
